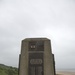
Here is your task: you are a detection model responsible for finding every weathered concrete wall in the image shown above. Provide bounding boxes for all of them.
[19,38,55,75]
[44,40,54,75]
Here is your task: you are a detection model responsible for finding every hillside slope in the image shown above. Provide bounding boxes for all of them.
[0,64,18,75]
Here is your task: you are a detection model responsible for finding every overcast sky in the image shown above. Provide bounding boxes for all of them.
[0,0,75,70]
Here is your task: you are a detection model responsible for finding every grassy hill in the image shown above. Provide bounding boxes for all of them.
[0,64,18,75]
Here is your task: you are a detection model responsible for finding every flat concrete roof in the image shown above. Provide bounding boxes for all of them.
[22,38,50,41]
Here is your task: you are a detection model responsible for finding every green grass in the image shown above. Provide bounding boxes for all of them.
[0,64,18,75]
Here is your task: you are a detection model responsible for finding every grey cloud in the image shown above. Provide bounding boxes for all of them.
[0,0,75,70]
